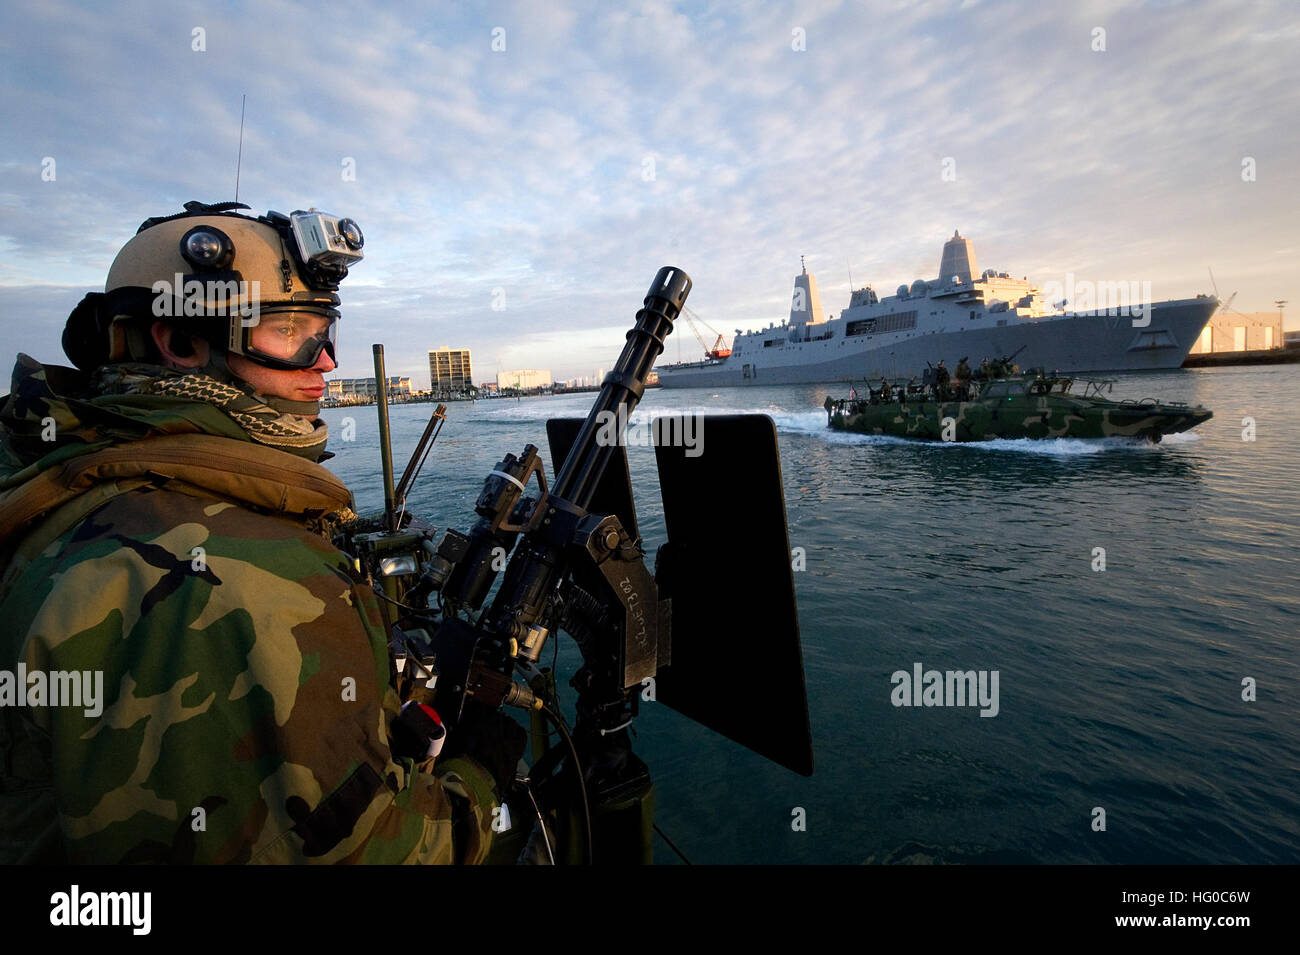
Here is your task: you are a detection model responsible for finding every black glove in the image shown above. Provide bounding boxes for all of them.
[441,701,528,794]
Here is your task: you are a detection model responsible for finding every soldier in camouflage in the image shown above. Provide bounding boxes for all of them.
[0,201,515,864]
[933,360,950,400]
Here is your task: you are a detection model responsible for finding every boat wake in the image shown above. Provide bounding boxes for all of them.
[462,401,1201,457]
[766,408,1202,456]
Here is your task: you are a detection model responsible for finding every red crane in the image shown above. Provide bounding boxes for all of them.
[682,306,732,359]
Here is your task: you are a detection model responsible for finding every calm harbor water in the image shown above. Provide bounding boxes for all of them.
[321,364,1299,864]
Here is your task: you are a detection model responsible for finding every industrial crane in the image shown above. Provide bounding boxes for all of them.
[681,306,732,360]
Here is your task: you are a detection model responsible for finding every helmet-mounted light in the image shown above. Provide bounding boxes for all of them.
[179,225,235,271]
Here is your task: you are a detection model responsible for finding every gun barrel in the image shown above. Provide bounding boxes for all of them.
[553,266,691,508]
[484,267,690,639]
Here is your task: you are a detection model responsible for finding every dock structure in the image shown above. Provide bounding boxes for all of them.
[1184,311,1289,366]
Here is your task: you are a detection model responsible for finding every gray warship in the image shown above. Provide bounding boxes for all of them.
[656,232,1219,388]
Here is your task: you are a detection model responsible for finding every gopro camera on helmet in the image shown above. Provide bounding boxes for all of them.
[290,210,364,271]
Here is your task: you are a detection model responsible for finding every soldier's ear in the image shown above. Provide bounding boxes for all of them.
[151,322,211,370]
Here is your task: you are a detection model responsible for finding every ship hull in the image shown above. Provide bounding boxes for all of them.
[658,298,1216,388]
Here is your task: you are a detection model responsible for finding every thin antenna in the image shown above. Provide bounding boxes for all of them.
[847,261,854,292]
[234,94,247,203]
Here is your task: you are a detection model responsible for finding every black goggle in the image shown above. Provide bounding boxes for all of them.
[233,306,339,370]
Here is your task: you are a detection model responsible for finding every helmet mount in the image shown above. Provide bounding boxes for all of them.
[66,199,363,375]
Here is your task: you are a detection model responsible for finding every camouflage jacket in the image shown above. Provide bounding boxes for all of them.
[0,355,497,864]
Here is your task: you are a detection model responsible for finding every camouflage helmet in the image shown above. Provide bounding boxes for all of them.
[64,200,363,372]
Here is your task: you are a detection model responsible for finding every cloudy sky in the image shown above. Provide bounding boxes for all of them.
[2,0,1296,386]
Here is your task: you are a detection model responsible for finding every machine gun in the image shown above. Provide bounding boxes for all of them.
[971,346,1027,382]
[337,267,813,864]
[991,345,1027,377]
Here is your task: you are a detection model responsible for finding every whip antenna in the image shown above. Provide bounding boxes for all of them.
[234,94,246,203]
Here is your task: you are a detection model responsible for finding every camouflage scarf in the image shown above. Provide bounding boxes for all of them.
[90,364,329,460]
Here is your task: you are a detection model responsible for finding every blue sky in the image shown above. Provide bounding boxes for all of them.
[2,0,1297,386]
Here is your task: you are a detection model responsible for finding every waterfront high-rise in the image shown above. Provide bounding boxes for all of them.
[428,347,473,392]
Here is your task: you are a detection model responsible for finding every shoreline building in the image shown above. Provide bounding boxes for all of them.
[429,347,473,393]
[498,369,552,391]
[326,377,411,401]
[1186,311,1285,355]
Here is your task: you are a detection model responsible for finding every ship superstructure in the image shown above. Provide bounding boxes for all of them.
[657,232,1218,387]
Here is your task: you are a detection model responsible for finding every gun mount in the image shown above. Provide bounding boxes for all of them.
[340,267,813,864]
